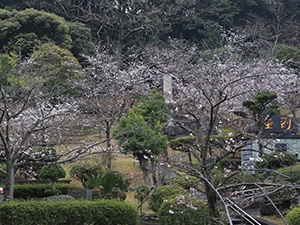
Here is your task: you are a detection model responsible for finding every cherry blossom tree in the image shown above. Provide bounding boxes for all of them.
[139,31,298,223]
[0,67,71,200]
[0,51,103,200]
[79,46,163,168]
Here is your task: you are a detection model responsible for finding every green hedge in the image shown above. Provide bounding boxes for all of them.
[0,199,139,225]
[13,183,83,199]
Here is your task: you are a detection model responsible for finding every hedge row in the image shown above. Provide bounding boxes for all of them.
[0,199,139,225]
[13,183,83,199]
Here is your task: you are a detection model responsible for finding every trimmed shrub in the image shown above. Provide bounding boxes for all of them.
[44,188,61,196]
[169,136,195,151]
[148,185,185,213]
[286,206,300,225]
[158,194,209,225]
[13,183,83,199]
[275,163,300,184]
[223,172,261,185]
[39,164,66,185]
[0,199,139,225]
[169,175,199,190]
[255,152,297,170]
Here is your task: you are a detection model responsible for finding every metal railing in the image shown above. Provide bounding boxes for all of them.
[225,198,261,225]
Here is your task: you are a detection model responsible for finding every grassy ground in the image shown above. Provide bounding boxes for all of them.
[62,151,152,214]
[59,130,294,222]
[256,214,287,225]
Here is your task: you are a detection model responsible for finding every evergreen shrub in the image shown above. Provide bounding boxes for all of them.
[275,163,300,184]
[285,206,300,225]
[255,152,297,170]
[148,185,184,212]
[13,183,83,199]
[169,175,199,190]
[158,194,209,225]
[0,199,139,225]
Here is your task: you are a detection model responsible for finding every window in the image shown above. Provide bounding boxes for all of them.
[275,143,287,152]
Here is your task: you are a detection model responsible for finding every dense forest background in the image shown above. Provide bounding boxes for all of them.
[1,0,300,58]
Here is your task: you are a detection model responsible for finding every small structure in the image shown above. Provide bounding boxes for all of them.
[242,113,300,173]
[67,189,92,201]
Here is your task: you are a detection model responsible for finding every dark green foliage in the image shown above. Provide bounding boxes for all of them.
[158,195,209,225]
[100,170,128,197]
[286,206,300,225]
[242,91,279,122]
[0,8,92,60]
[137,89,169,130]
[274,44,300,62]
[82,169,129,200]
[3,32,43,58]
[148,185,185,213]
[218,158,241,171]
[0,53,17,85]
[212,169,260,190]
[0,199,139,225]
[0,0,27,10]
[9,0,300,48]
[254,91,278,108]
[235,91,280,137]
[113,89,168,158]
[169,176,199,190]
[169,136,196,151]
[30,43,83,86]
[233,111,248,118]
[114,111,168,157]
[274,44,300,69]
[0,8,72,55]
[275,163,300,184]
[69,163,104,188]
[39,164,66,183]
[255,152,298,170]
[84,173,102,189]
[222,172,260,186]
[13,183,83,199]
[67,21,93,61]
[44,188,61,196]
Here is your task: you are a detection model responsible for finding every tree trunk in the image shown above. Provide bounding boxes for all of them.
[106,121,112,169]
[151,160,157,185]
[138,155,155,188]
[4,159,15,201]
[204,180,219,220]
